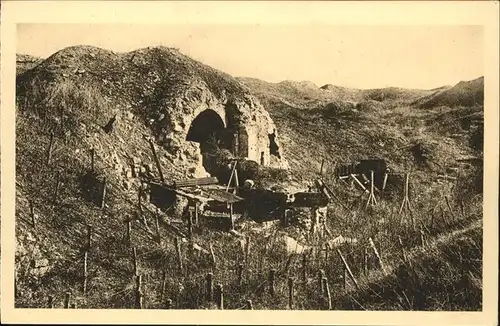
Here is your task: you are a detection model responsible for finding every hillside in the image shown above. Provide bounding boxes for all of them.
[15,46,484,310]
[415,76,484,109]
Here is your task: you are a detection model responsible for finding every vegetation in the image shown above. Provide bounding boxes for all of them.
[15,47,483,310]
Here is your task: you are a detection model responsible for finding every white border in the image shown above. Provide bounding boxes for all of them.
[1,1,499,325]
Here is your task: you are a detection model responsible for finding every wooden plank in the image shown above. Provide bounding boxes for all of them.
[350,174,369,193]
[174,177,219,188]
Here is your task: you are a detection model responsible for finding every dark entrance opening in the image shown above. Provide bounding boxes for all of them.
[186,109,230,176]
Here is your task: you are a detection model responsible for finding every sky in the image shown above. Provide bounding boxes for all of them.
[17,24,483,89]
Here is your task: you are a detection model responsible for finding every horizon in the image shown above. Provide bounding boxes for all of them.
[17,24,483,90]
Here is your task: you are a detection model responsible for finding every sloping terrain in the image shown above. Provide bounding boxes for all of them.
[415,76,484,109]
[16,53,44,75]
[15,45,484,310]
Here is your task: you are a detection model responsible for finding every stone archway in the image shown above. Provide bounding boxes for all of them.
[186,109,231,176]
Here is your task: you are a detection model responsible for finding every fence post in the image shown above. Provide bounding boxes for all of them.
[64,292,71,308]
[90,148,95,172]
[322,277,332,310]
[237,263,244,286]
[288,277,294,310]
[29,201,36,229]
[149,139,165,183]
[398,236,407,261]
[318,269,325,294]
[194,203,199,226]
[209,243,216,269]
[302,252,307,284]
[160,270,166,303]
[368,238,387,274]
[215,284,224,310]
[206,273,214,302]
[126,220,131,246]
[269,269,276,296]
[155,214,161,244]
[132,247,138,276]
[337,249,359,289]
[175,238,183,272]
[100,177,107,209]
[53,174,61,206]
[188,211,193,243]
[363,247,369,276]
[86,224,92,250]
[47,295,54,308]
[83,251,88,296]
[245,235,251,264]
[135,275,143,309]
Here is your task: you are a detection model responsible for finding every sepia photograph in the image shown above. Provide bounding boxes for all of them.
[1,1,499,325]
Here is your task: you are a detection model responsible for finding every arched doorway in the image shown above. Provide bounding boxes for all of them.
[186,109,229,176]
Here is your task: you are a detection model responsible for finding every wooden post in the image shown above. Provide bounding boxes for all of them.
[246,300,253,310]
[83,251,88,296]
[420,230,426,247]
[135,275,143,309]
[165,298,172,309]
[237,263,244,286]
[324,244,329,266]
[100,177,107,209]
[322,277,332,310]
[148,139,165,183]
[399,173,415,228]
[398,236,407,261]
[64,292,71,308]
[126,220,131,246]
[206,273,214,301]
[382,173,388,191]
[288,277,294,310]
[47,295,54,308]
[188,211,193,242]
[245,236,251,264]
[160,270,166,303]
[132,247,138,276]
[269,269,276,296]
[337,249,359,289]
[215,284,224,310]
[318,269,325,293]
[194,203,199,226]
[155,214,161,244]
[368,238,387,274]
[229,203,234,231]
[343,266,347,290]
[302,252,307,283]
[90,148,95,172]
[226,161,237,192]
[175,238,183,271]
[233,167,240,195]
[47,132,54,165]
[363,247,369,276]
[29,201,36,229]
[53,174,61,206]
[86,224,92,250]
[209,243,217,268]
[365,170,378,208]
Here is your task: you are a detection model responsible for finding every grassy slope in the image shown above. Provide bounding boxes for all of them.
[15,47,484,310]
